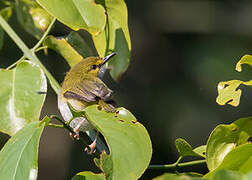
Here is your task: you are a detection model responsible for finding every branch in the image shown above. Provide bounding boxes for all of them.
[32,17,56,51]
[0,15,60,94]
[148,159,206,171]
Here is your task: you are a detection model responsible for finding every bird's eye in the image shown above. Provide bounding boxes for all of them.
[90,64,97,70]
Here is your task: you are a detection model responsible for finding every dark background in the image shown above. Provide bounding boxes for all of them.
[2,0,252,179]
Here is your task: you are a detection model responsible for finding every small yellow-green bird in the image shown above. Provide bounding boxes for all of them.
[58,52,116,153]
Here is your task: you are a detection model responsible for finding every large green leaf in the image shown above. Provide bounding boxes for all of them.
[175,138,206,158]
[92,0,131,81]
[211,170,246,180]
[0,118,49,180]
[206,117,252,171]
[0,60,47,136]
[16,0,53,39]
[216,54,252,107]
[44,32,94,67]
[72,171,105,180]
[84,105,152,180]
[205,144,252,178]
[36,0,106,34]
[43,35,83,67]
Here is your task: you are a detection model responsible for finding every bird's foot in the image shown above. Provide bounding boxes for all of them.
[69,126,81,140]
[85,139,97,155]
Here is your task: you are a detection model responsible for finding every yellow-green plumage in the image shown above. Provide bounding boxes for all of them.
[58,53,116,132]
[61,56,113,111]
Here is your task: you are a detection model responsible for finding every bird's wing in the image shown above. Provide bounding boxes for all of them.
[63,76,112,103]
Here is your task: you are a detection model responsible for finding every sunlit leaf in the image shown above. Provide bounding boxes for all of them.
[72,171,105,180]
[236,55,252,72]
[211,170,245,180]
[0,60,47,136]
[36,0,106,34]
[193,145,206,158]
[216,54,252,107]
[16,0,53,39]
[206,117,252,171]
[92,0,131,81]
[84,105,152,180]
[43,35,83,67]
[175,138,205,158]
[205,144,252,178]
[0,117,49,180]
[216,80,252,107]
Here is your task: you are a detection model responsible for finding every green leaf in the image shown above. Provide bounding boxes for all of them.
[246,171,252,179]
[216,80,252,107]
[66,31,93,58]
[16,0,53,39]
[36,0,106,35]
[153,173,205,180]
[193,145,206,158]
[0,117,49,180]
[72,171,105,180]
[92,0,131,81]
[84,105,152,180]
[43,35,83,67]
[211,170,246,180]
[0,6,12,20]
[205,144,252,178]
[0,60,47,136]
[236,54,252,72]
[206,117,252,172]
[216,54,252,107]
[175,138,205,158]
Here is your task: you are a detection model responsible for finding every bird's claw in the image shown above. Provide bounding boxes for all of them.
[69,128,80,140]
[85,140,97,155]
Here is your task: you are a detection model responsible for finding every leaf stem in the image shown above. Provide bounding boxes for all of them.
[174,156,182,166]
[6,55,25,69]
[35,46,48,52]
[0,15,60,94]
[47,123,63,128]
[148,159,206,170]
[32,17,56,51]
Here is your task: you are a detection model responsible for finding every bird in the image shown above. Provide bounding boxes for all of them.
[57,52,116,154]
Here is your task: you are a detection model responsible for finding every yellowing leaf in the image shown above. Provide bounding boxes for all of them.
[216,80,252,107]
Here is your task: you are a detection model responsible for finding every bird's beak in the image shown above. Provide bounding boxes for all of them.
[100,52,117,67]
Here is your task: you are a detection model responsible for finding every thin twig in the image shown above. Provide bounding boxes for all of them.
[148,159,206,171]
[35,46,48,52]
[0,15,60,94]
[6,55,25,69]
[32,17,56,51]
[47,123,64,128]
